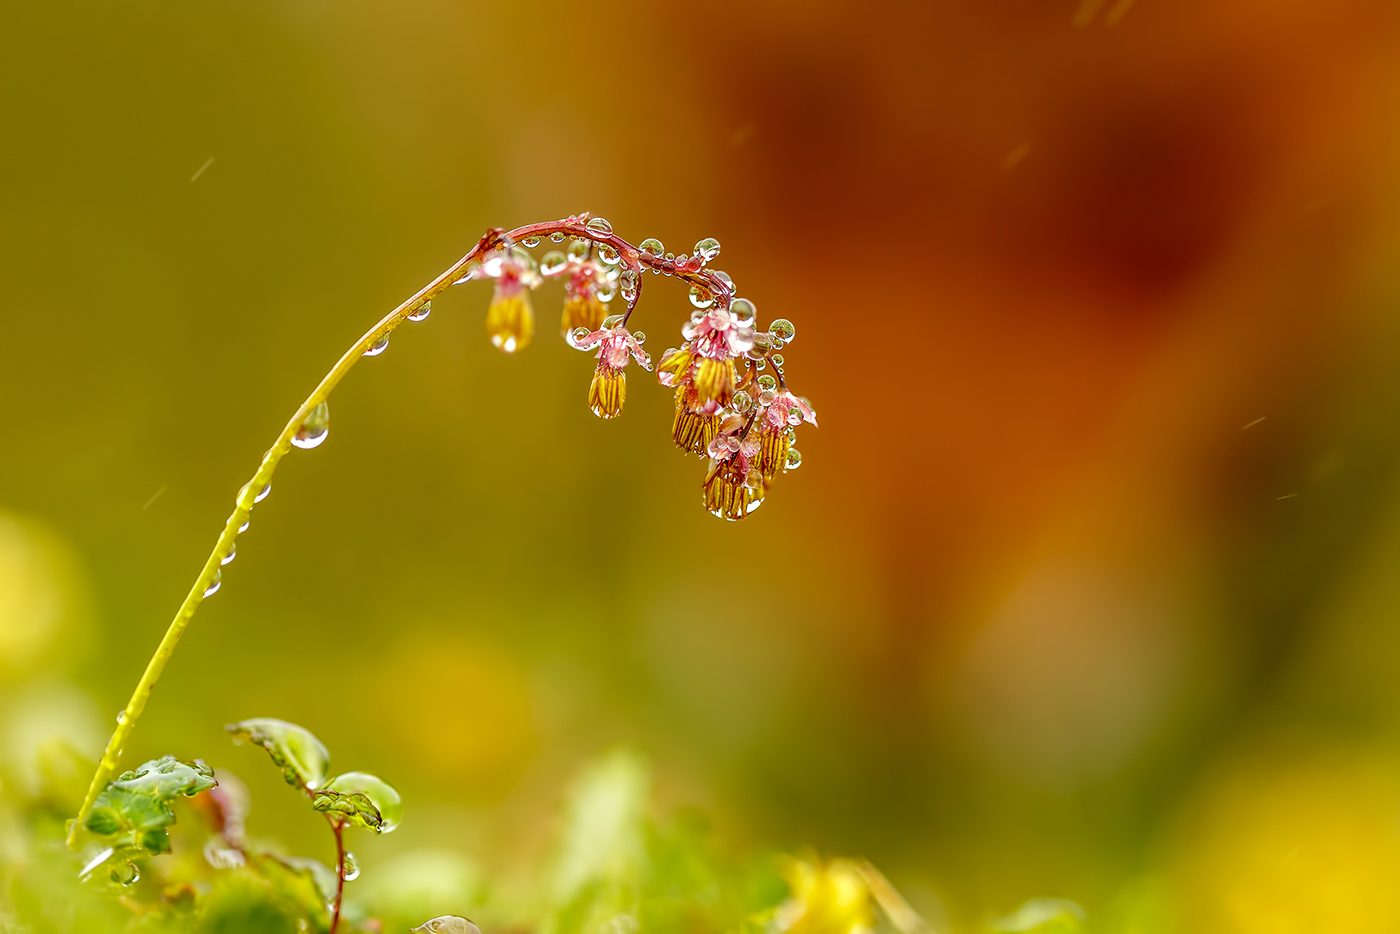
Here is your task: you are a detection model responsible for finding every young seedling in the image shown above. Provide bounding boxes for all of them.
[70,215,816,848]
[227,718,401,934]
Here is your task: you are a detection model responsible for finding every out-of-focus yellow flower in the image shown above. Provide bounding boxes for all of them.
[562,293,607,338]
[771,857,876,934]
[486,290,534,353]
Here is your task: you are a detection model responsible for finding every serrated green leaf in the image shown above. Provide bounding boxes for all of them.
[314,771,401,833]
[225,718,331,791]
[83,755,217,855]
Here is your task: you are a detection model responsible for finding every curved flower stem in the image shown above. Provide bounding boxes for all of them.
[68,214,733,846]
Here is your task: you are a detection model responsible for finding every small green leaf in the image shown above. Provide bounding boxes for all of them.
[314,771,402,833]
[225,718,331,791]
[83,755,217,855]
[990,898,1088,933]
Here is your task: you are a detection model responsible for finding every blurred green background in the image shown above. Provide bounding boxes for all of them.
[6,0,1400,930]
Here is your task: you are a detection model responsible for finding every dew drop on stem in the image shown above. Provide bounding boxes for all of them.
[520,235,541,248]
[694,237,721,262]
[221,542,236,566]
[550,231,566,243]
[769,318,796,343]
[408,300,431,322]
[203,570,222,598]
[786,448,803,470]
[292,402,330,450]
[541,251,568,275]
[689,286,714,309]
[639,238,664,256]
[585,216,613,234]
[342,852,361,881]
[364,334,390,357]
[238,518,250,533]
[254,483,271,504]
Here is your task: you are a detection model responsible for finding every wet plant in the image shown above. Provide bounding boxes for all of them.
[67,214,818,849]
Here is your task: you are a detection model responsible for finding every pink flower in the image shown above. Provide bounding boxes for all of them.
[576,323,651,419]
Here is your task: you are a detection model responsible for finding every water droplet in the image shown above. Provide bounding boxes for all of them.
[675,254,690,267]
[585,216,613,234]
[687,285,713,309]
[568,327,592,348]
[664,252,675,263]
[550,231,566,243]
[757,374,778,393]
[541,250,568,275]
[639,238,664,256]
[597,286,617,303]
[292,402,330,450]
[745,470,764,491]
[116,710,127,724]
[520,235,541,248]
[730,298,756,325]
[769,318,796,343]
[771,353,785,368]
[712,270,734,287]
[732,390,753,413]
[602,314,625,329]
[599,245,620,266]
[364,334,390,356]
[755,358,767,371]
[452,260,482,285]
[408,300,431,322]
[785,448,803,470]
[633,330,646,343]
[694,238,721,262]
[342,852,361,882]
[254,483,272,504]
[110,861,140,885]
[690,309,706,324]
[759,390,776,406]
[238,518,250,533]
[204,570,222,598]
[221,542,237,566]
[566,240,589,262]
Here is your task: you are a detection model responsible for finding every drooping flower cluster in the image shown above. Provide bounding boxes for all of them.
[658,304,815,520]
[473,219,815,520]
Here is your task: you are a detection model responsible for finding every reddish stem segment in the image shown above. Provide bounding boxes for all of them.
[329,817,347,934]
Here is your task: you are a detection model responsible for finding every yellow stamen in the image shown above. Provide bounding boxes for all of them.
[702,460,764,521]
[693,357,735,407]
[672,387,719,455]
[588,366,626,419]
[657,348,693,386]
[758,428,791,480]
[486,291,534,353]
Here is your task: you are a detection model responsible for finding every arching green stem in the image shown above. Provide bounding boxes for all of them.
[68,215,735,846]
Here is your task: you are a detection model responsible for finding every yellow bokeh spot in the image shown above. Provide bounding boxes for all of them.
[1173,747,1400,933]
[380,634,537,797]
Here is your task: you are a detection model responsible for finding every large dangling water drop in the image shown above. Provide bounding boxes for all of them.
[585,216,613,235]
[364,334,390,357]
[520,235,541,248]
[221,542,237,566]
[408,300,431,322]
[342,852,361,882]
[694,238,721,262]
[598,246,620,266]
[785,448,802,470]
[730,298,756,326]
[204,570,222,598]
[292,402,330,450]
[689,285,714,309]
[254,482,272,503]
[549,231,566,243]
[541,250,568,276]
[771,353,785,368]
[638,238,664,256]
[757,374,778,393]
